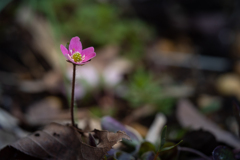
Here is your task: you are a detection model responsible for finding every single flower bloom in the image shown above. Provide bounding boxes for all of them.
[60,36,96,65]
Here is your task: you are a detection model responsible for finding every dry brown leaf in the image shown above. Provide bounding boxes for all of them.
[8,123,130,160]
[92,129,130,148]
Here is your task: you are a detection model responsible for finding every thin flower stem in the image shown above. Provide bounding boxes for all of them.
[179,146,212,160]
[71,63,76,127]
[153,152,160,160]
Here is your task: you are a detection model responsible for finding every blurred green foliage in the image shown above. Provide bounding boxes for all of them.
[24,0,154,60]
[124,69,175,114]
[0,0,12,12]
[90,106,116,118]
[200,100,221,114]
[23,0,174,114]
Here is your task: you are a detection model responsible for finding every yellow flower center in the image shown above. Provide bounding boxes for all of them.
[72,52,82,62]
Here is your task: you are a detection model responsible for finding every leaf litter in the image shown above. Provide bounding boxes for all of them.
[0,122,131,160]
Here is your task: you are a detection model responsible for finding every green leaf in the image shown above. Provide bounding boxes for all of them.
[115,151,135,160]
[159,142,179,160]
[65,42,70,50]
[161,140,183,152]
[141,151,161,160]
[159,126,167,151]
[139,141,156,157]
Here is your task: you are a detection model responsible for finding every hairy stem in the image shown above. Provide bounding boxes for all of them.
[71,63,76,127]
[179,146,212,160]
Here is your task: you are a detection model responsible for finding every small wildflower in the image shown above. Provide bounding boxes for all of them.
[60,36,96,65]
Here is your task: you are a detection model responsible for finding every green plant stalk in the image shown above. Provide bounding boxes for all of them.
[154,126,167,160]
[71,63,76,127]
[153,151,160,160]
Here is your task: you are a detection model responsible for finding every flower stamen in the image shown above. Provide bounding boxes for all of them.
[72,52,82,62]
[68,52,85,63]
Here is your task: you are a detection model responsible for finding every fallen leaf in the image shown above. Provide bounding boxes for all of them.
[25,96,62,125]
[0,108,28,139]
[0,146,42,160]
[177,99,240,148]
[145,113,166,145]
[101,116,142,143]
[1,122,130,160]
[16,7,61,71]
[148,43,230,72]
[129,123,148,138]
[92,129,131,148]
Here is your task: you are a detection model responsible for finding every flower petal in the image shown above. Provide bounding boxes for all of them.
[83,52,96,62]
[82,47,96,62]
[81,47,94,56]
[67,57,78,64]
[69,36,82,54]
[60,44,69,59]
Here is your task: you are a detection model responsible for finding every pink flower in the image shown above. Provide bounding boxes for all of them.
[60,36,96,65]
